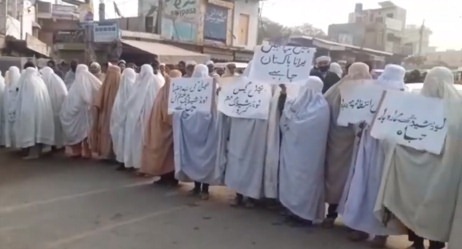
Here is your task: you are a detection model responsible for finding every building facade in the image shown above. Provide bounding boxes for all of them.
[328,1,406,54]
[425,50,462,69]
[402,24,433,56]
[117,0,260,61]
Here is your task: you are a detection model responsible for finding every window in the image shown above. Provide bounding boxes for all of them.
[386,13,394,18]
[145,16,154,33]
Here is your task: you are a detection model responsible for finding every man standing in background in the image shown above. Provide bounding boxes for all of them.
[47,60,64,79]
[64,60,78,89]
[310,56,341,93]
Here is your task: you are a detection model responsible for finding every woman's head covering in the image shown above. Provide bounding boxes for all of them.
[377,64,406,90]
[346,62,371,80]
[169,69,183,78]
[40,66,55,83]
[121,68,137,84]
[138,64,154,79]
[422,66,460,99]
[305,76,324,93]
[103,65,121,84]
[329,62,343,78]
[192,64,209,78]
[7,66,21,86]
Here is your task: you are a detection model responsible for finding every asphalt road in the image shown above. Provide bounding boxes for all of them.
[0,150,411,249]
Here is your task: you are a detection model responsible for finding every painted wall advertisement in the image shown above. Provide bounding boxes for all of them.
[204,3,228,42]
[161,0,199,42]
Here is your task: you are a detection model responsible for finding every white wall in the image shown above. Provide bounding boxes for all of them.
[232,0,259,50]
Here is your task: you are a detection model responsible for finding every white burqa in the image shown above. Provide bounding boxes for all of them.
[14,67,55,148]
[173,64,222,184]
[3,66,21,148]
[262,85,281,199]
[340,64,406,236]
[375,67,462,242]
[223,63,279,199]
[279,77,329,222]
[0,72,5,146]
[60,65,102,145]
[40,67,68,148]
[123,65,162,169]
[110,68,137,163]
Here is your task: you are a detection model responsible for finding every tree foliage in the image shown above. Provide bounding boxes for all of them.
[257,17,326,44]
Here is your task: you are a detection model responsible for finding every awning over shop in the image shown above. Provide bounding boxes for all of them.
[122,39,210,64]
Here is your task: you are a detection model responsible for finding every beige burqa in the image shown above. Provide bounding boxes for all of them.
[375,67,462,243]
[89,65,121,159]
[140,70,182,176]
[324,62,372,204]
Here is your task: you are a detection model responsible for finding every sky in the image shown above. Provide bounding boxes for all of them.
[48,0,462,51]
[261,0,462,51]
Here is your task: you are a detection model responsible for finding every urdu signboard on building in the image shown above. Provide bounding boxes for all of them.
[204,3,228,42]
[161,0,200,43]
[93,22,120,43]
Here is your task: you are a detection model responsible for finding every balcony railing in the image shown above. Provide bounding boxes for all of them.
[53,30,84,43]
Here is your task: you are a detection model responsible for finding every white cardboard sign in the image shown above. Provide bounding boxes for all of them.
[249,45,316,84]
[370,90,447,155]
[218,76,272,120]
[168,77,214,114]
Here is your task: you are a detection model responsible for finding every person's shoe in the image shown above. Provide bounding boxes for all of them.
[200,192,210,200]
[407,243,424,249]
[189,188,200,196]
[116,165,126,171]
[230,196,243,207]
[321,217,336,229]
[244,199,256,209]
[348,230,369,242]
[153,177,170,186]
[126,167,136,172]
[370,236,387,248]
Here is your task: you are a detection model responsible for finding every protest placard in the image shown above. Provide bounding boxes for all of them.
[370,90,447,155]
[217,76,272,120]
[249,45,316,84]
[337,81,384,126]
[168,77,214,114]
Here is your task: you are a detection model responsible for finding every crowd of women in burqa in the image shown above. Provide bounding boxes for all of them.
[0,57,461,249]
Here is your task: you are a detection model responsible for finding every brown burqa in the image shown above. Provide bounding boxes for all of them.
[89,65,121,159]
[140,70,182,176]
[324,62,372,204]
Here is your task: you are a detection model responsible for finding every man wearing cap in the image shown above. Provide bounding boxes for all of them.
[118,60,126,72]
[47,60,64,79]
[206,61,220,79]
[183,61,196,78]
[310,56,341,93]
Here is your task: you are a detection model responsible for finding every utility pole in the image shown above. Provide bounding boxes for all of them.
[155,0,163,35]
[1,0,7,35]
[83,0,95,63]
[418,20,425,56]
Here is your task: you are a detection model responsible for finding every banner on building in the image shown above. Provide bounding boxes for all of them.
[93,22,120,43]
[337,81,384,126]
[204,3,228,42]
[370,90,448,155]
[168,77,214,114]
[249,45,316,84]
[217,76,272,120]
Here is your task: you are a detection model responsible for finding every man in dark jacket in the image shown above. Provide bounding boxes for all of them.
[310,56,341,93]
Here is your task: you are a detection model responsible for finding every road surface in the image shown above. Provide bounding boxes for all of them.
[0,150,411,249]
